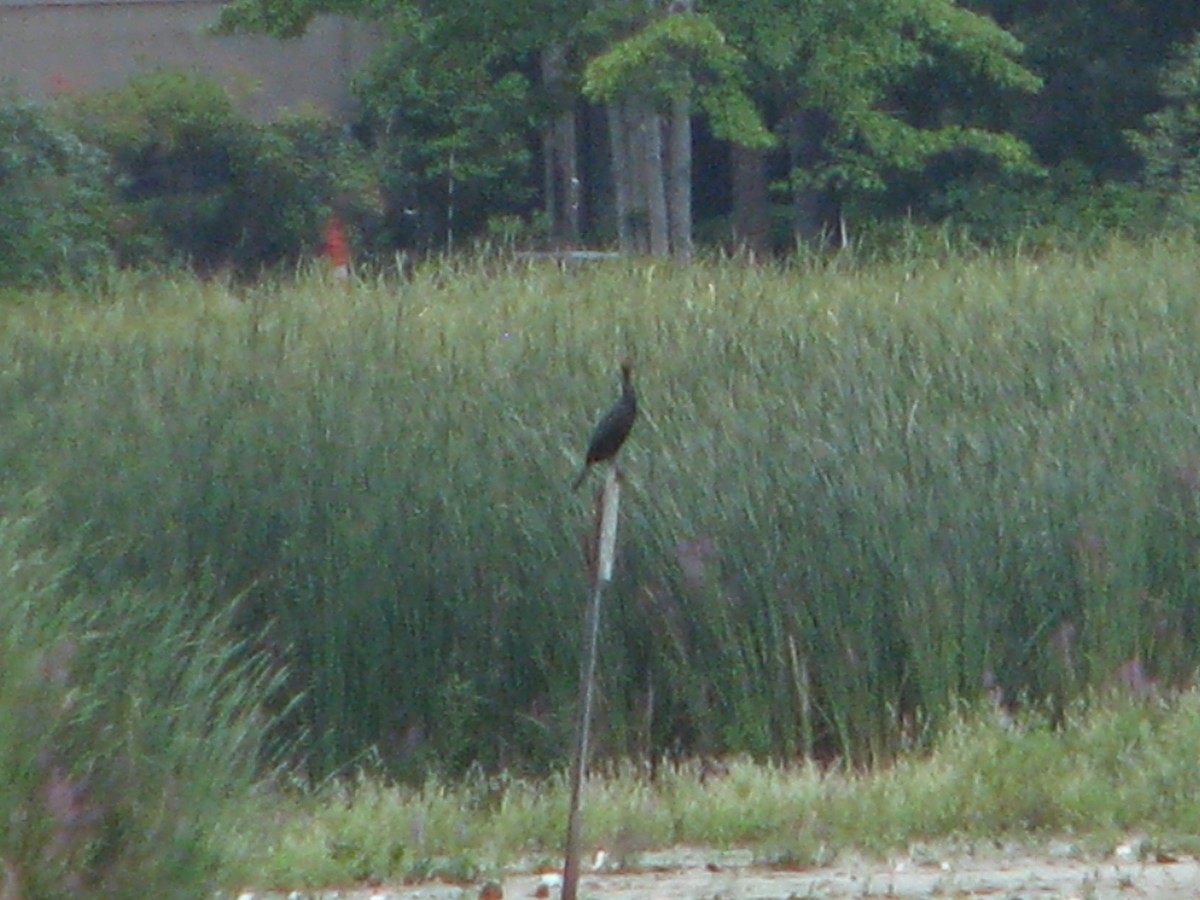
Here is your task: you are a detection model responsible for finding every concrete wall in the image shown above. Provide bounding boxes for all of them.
[0,0,378,121]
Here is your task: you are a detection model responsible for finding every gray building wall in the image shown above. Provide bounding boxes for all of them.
[0,0,378,121]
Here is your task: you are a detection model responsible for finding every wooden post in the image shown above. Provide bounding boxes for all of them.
[561,466,621,900]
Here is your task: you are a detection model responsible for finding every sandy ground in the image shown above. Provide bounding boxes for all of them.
[243,842,1200,899]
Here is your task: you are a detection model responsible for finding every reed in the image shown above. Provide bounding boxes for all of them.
[3,237,1200,779]
[0,509,280,898]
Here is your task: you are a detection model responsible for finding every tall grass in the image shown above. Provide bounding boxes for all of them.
[0,509,280,898]
[4,238,1200,779]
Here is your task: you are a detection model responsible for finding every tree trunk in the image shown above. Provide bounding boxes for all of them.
[667,93,693,262]
[786,107,833,246]
[731,142,770,255]
[560,109,581,243]
[607,100,636,252]
[665,0,693,261]
[636,106,670,256]
[542,44,581,245]
[601,0,692,258]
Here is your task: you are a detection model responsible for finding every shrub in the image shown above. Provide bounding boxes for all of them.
[67,70,380,274]
[0,97,117,288]
[923,163,1159,248]
[242,112,383,265]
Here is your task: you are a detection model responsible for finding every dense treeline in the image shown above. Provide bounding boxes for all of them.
[5,2,1200,283]
[215,0,1200,255]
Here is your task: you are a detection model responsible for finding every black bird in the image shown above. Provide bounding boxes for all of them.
[572,361,637,490]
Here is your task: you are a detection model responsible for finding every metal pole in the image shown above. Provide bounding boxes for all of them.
[562,466,621,900]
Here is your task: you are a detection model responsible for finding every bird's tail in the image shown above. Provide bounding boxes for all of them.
[571,466,589,491]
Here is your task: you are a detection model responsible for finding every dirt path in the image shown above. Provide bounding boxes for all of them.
[244,843,1200,899]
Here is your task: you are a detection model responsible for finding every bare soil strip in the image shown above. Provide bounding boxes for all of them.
[248,844,1200,899]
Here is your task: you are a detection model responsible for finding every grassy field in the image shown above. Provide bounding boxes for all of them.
[4,237,1200,893]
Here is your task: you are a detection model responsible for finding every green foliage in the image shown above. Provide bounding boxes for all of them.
[257,111,383,255]
[355,14,535,249]
[0,97,116,288]
[216,0,323,39]
[922,163,1159,247]
[212,0,1050,247]
[809,119,1039,195]
[67,70,379,273]
[582,12,773,148]
[69,70,253,266]
[222,0,562,248]
[0,510,279,899]
[909,0,1044,94]
[716,0,1042,193]
[1129,31,1200,221]
[983,1,1200,180]
[240,694,1200,888]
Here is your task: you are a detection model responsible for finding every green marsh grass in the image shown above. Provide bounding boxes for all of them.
[4,239,1200,779]
[0,510,280,898]
[229,693,1200,890]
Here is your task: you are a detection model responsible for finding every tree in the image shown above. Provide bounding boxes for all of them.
[218,0,1041,256]
[1129,31,1200,220]
[967,0,1200,179]
[542,41,582,245]
[353,12,537,250]
[582,5,771,259]
[220,0,569,250]
[709,0,1044,248]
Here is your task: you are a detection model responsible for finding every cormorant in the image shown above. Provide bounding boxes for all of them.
[572,361,637,490]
